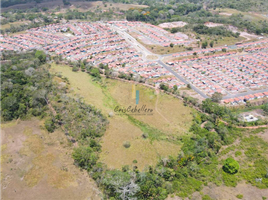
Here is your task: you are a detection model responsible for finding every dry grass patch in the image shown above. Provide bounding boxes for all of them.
[99,116,181,169]
[137,39,186,54]
[50,64,191,169]
[51,63,109,113]
[106,79,193,136]
[1,119,101,200]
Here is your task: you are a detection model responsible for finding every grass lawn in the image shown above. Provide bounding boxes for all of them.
[50,63,193,169]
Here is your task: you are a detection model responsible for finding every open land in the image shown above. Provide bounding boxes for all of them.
[1,119,101,200]
[50,64,193,169]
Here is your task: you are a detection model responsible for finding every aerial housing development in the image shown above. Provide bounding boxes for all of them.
[1,1,268,199]
[1,21,268,105]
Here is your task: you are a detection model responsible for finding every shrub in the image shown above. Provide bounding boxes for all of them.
[222,171,238,187]
[236,194,243,199]
[72,66,79,72]
[142,132,149,139]
[72,146,98,170]
[123,141,131,148]
[202,195,213,200]
[45,118,56,133]
[223,158,240,174]
[235,151,242,157]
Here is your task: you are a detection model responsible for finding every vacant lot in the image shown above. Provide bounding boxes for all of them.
[213,8,268,22]
[1,119,101,200]
[137,40,187,54]
[106,79,193,136]
[50,64,193,169]
[0,21,31,30]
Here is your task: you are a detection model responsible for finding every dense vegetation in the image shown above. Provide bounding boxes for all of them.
[1,0,43,8]
[2,0,268,36]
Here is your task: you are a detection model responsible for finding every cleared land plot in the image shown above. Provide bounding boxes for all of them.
[50,64,193,169]
[197,35,245,47]
[106,79,193,136]
[1,119,101,200]
[213,8,268,22]
[0,21,31,30]
[137,39,187,54]
[158,21,187,29]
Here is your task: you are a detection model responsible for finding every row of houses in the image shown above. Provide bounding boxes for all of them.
[223,92,268,105]
[109,21,192,47]
[0,22,188,91]
[167,51,237,65]
[165,44,268,98]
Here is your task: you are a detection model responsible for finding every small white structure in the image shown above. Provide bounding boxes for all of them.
[242,114,258,122]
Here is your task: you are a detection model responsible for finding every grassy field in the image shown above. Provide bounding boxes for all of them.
[1,119,101,200]
[50,63,193,169]
[0,21,30,30]
[137,38,187,54]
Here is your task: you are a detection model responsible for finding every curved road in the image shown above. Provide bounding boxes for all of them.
[109,24,268,100]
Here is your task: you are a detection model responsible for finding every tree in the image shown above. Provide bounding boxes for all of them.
[170,27,179,33]
[204,121,214,131]
[173,85,178,92]
[170,43,174,48]
[35,50,46,63]
[160,83,169,91]
[33,89,49,105]
[262,103,268,115]
[45,118,56,132]
[72,146,98,170]
[202,41,208,49]
[210,41,214,47]
[90,68,101,78]
[187,84,191,89]
[117,180,140,200]
[211,92,223,103]
[223,158,239,174]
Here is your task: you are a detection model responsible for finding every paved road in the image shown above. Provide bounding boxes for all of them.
[110,24,268,100]
[110,25,159,60]
[157,60,209,99]
[223,88,268,100]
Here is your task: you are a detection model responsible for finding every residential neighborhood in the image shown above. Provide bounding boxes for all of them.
[1,21,268,105]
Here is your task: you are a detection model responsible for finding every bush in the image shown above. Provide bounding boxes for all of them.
[235,151,242,157]
[123,141,131,148]
[35,50,46,63]
[142,132,149,139]
[222,171,238,187]
[72,66,79,72]
[236,194,243,199]
[72,146,98,170]
[202,195,213,200]
[223,158,239,174]
[45,118,56,133]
